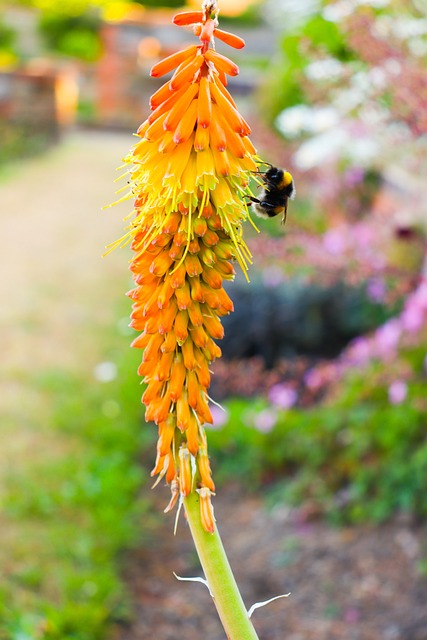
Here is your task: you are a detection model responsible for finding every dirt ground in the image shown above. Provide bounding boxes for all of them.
[117,487,427,640]
[1,131,427,640]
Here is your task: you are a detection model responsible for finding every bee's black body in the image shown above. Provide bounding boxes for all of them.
[249,166,295,224]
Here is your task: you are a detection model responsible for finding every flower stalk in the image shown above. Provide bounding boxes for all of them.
[184,491,259,640]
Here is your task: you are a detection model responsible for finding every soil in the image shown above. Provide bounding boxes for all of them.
[2,130,426,640]
[117,486,427,640]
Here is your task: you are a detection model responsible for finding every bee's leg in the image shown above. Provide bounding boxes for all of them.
[244,196,261,204]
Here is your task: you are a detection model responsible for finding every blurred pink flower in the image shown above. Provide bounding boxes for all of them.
[374,319,401,358]
[345,336,372,366]
[253,408,278,433]
[401,298,425,334]
[367,278,386,303]
[269,383,298,409]
[208,405,229,429]
[388,380,408,405]
[323,228,348,255]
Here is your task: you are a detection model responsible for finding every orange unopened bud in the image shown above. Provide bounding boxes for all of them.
[193,218,207,239]
[194,124,210,151]
[197,76,212,128]
[170,263,187,289]
[179,446,192,496]
[187,370,200,409]
[201,266,223,289]
[187,301,203,327]
[174,281,192,310]
[150,45,199,78]
[197,447,215,491]
[142,379,165,406]
[154,350,174,382]
[173,99,198,144]
[195,349,211,388]
[198,487,215,533]
[164,83,199,132]
[169,354,187,402]
[211,81,251,135]
[158,414,176,456]
[189,324,209,348]
[177,390,192,431]
[150,252,174,277]
[186,413,199,456]
[161,332,177,353]
[185,253,203,277]
[158,300,178,334]
[173,11,203,26]
[204,49,239,77]
[169,54,204,91]
[181,337,197,370]
[196,392,213,424]
[213,28,245,49]
[202,228,219,246]
[174,309,189,344]
[190,276,205,302]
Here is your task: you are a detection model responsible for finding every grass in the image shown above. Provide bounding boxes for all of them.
[0,311,156,639]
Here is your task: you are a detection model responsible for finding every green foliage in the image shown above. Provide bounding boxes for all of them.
[38,11,102,61]
[0,331,153,638]
[207,348,427,524]
[260,11,356,121]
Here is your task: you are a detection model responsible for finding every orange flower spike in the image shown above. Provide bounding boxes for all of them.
[150,44,200,78]
[198,487,216,533]
[213,28,245,49]
[197,76,212,128]
[179,446,192,496]
[204,49,239,77]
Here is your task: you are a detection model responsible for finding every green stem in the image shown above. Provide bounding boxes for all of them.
[184,491,260,640]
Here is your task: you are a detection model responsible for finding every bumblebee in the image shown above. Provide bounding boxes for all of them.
[249,165,295,225]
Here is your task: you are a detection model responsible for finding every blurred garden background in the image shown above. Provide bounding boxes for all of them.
[1,0,427,638]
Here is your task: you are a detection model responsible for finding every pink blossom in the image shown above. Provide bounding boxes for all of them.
[367,278,386,303]
[400,298,425,334]
[374,319,401,358]
[323,228,348,255]
[269,383,298,409]
[388,380,408,405]
[253,408,278,433]
[209,404,229,429]
[345,336,372,366]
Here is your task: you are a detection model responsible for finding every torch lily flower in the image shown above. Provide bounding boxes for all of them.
[113,0,258,532]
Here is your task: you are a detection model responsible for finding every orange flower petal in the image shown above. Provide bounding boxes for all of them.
[187,370,200,409]
[209,109,227,152]
[174,281,192,310]
[184,253,203,277]
[204,49,239,77]
[188,300,204,326]
[144,112,169,143]
[154,350,174,381]
[161,332,177,353]
[186,414,199,456]
[201,266,223,290]
[150,44,200,78]
[213,28,245,49]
